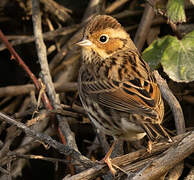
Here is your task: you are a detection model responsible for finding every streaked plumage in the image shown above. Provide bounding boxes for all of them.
[77,15,171,174]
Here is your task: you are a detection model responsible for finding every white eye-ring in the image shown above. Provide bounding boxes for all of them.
[99,34,109,43]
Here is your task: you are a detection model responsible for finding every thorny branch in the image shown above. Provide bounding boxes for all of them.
[0,29,52,110]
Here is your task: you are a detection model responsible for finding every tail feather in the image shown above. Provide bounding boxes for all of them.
[142,123,172,142]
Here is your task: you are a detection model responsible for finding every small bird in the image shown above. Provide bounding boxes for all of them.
[77,15,171,175]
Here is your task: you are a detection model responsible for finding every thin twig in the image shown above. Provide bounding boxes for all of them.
[0,166,10,175]
[134,2,155,51]
[0,127,55,167]
[154,71,185,134]
[32,0,58,109]
[0,82,77,97]
[113,10,142,19]
[0,112,94,168]
[40,0,71,22]
[105,0,129,14]
[154,71,185,180]
[0,25,79,52]
[12,154,70,164]
[168,21,183,39]
[0,29,52,110]
[0,30,40,89]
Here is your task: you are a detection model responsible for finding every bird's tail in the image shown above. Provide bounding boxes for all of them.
[142,123,172,142]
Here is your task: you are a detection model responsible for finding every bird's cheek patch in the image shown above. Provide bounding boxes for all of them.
[104,39,124,54]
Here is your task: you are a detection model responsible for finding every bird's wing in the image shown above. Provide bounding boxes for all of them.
[80,76,161,120]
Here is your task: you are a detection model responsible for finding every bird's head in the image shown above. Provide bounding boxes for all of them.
[77,15,137,63]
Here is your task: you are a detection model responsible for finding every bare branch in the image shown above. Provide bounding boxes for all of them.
[40,0,71,22]
[0,82,77,97]
[134,2,155,51]
[0,112,94,168]
[0,25,79,52]
[66,132,194,179]
[131,132,194,180]
[154,71,185,134]
[105,0,129,14]
[32,0,79,161]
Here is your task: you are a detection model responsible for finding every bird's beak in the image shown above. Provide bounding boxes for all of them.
[76,39,92,47]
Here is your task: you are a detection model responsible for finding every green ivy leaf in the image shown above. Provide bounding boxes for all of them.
[143,31,194,82]
[167,0,186,23]
[142,36,171,70]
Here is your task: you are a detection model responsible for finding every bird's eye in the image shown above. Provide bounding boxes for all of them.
[99,34,109,43]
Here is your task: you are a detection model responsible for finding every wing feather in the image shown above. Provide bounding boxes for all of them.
[80,78,159,119]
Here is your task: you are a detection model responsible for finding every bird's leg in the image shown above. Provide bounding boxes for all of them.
[147,140,152,153]
[103,140,117,175]
[101,140,128,175]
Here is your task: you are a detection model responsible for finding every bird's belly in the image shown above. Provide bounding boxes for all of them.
[79,90,146,141]
[87,107,146,141]
[119,117,146,141]
[118,131,146,141]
